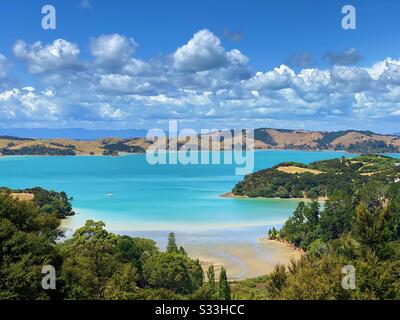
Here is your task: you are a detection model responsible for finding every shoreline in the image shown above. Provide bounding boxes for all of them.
[220,192,328,203]
[0,148,370,158]
[185,237,303,280]
[0,152,145,158]
[59,212,286,234]
[266,238,306,256]
[60,217,301,280]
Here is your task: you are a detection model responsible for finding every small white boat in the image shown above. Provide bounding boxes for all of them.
[107,193,114,197]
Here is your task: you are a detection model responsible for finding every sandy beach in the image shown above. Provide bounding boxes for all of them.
[60,218,303,281]
[185,237,303,280]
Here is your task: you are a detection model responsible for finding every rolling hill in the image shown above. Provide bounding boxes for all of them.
[0,128,400,156]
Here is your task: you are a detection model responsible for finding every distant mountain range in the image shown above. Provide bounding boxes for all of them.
[0,128,399,156]
[0,128,147,140]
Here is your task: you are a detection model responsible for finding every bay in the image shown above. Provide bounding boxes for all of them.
[0,150,363,233]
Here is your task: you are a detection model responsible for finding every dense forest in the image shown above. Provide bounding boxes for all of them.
[0,192,230,300]
[232,155,400,199]
[0,187,75,219]
[0,145,76,156]
[102,142,146,154]
[232,155,400,300]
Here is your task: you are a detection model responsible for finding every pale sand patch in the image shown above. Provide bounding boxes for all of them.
[360,171,380,176]
[185,238,302,280]
[11,193,34,201]
[276,166,322,175]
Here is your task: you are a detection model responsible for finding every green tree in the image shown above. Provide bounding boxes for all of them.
[353,202,390,254]
[189,264,218,300]
[281,202,306,248]
[304,201,320,228]
[266,264,287,297]
[166,232,178,254]
[277,186,289,198]
[320,192,354,241]
[178,246,187,256]
[116,236,144,272]
[218,268,231,300]
[0,193,61,300]
[354,251,400,300]
[59,220,118,299]
[308,239,328,257]
[143,252,203,295]
[29,188,74,219]
[207,265,216,290]
[278,252,352,300]
[386,184,400,241]
[268,227,279,240]
[103,263,140,300]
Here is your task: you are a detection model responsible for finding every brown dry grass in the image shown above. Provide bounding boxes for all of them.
[266,129,324,148]
[330,131,400,148]
[277,166,322,175]
[11,193,34,201]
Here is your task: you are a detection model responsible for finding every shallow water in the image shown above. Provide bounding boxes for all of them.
[0,150,364,233]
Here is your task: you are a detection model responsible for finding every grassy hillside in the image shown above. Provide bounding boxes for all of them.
[253,129,400,153]
[0,137,149,156]
[1,128,400,156]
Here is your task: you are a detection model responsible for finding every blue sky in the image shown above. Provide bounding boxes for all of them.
[0,0,400,133]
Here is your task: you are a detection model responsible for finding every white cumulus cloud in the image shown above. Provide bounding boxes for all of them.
[13,39,81,74]
[3,30,400,132]
[90,34,138,70]
[173,29,229,72]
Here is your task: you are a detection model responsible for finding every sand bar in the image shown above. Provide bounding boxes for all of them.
[185,238,303,280]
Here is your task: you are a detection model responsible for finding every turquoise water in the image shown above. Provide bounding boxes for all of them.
[0,150,371,232]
